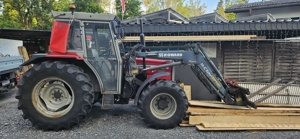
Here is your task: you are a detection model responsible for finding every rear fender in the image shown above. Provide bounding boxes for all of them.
[134,72,170,105]
[21,52,83,66]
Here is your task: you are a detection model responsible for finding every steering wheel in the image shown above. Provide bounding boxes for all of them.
[99,46,112,57]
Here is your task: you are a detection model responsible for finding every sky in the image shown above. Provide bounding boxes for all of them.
[204,0,262,13]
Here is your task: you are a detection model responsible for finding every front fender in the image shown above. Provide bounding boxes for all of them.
[134,72,170,105]
[20,54,47,66]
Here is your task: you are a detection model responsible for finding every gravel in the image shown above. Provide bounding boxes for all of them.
[1,88,300,139]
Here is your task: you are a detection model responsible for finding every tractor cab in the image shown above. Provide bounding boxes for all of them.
[51,11,124,94]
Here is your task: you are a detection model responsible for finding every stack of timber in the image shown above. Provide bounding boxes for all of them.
[16,46,31,76]
[180,100,300,131]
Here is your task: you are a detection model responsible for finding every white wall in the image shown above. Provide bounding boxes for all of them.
[0,39,23,56]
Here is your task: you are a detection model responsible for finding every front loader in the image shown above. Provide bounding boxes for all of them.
[16,9,255,131]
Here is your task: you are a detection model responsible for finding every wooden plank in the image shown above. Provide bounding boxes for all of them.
[184,85,192,101]
[190,100,223,104]
[180,120,189,124]
[188,101,300,110]
[188,107,300,115]
[257,103,300,108]
[201,123,300,128]
[189,115,300,125]
[190,112,300,116]
[17,46,31,73]
[188,100,252,109]
[196,126,300,131]
[179,124,194,127]
[196,124,300,131]
[123,35,257,42]
[188,106,300,113]
[190,100,300,106]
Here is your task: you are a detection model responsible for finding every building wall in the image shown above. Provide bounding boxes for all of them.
[236,6,300,19]
[0,39,23,56]
[220,41,274,83]
[218,41,300,84]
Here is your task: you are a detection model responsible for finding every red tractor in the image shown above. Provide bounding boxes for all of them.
[16,10,255,131]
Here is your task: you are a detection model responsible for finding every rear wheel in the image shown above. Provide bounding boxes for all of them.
[138,80,188,129]
[16,61,94,130]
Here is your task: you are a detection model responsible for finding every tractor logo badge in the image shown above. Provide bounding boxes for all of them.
[158,53,182,57]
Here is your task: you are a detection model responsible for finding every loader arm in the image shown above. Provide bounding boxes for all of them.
[126,43,255,107]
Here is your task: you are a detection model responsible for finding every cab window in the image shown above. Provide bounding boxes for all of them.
[67,21,82,50]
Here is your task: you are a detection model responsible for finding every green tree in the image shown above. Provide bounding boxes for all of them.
[99,0,111,13]
[74,0,104,13]
[0,1,22,29]
[216,0,225,17]
[0,0,109,30]
[224,0,249,4]
[232,0,249,3]
[1,0,55,30]
[143,0,206,18]
[115,0,142,20]
[185,0,206,17]
[53,0,71,12]
[223,0,250,20]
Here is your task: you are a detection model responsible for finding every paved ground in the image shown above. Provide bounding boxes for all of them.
[1,88,300,139]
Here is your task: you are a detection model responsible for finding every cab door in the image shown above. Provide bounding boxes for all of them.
[83,22,122,94]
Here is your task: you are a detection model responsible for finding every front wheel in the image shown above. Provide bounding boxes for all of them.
[16,61,94,130]
[138,80,188,129]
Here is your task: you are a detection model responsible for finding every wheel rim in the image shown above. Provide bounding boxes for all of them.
[32,78,74,118]
[150,93,177,120]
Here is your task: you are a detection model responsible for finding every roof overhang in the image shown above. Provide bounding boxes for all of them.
[226,3,300,13]
[189,12,228,23]
[0,28,51,41]
[122,8,189,24]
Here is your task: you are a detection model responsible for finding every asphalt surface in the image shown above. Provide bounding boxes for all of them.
[1,88,300,139]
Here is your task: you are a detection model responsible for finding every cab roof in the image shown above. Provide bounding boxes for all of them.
[52,11,116,22]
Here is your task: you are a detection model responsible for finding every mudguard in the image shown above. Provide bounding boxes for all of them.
[134,72,170,104]
[21,52,83,66]
[20,54,47,66]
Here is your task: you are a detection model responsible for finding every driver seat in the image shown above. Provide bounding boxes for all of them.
[97,34,110,54]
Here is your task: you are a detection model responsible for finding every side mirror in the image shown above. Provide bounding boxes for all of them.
[112,20,119,35]
[119,28,124,39]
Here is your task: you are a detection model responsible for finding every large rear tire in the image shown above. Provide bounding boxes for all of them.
[16,61,94,130]
[138,80,188,129]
